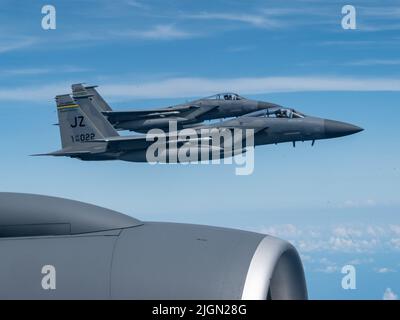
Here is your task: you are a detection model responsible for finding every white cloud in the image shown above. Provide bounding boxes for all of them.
[261,224,302,238]
[340,199,377,209]
[366,226,386,237]
[330,237,379,253]
[0,37,37,54]
[4,75,400,102]
[390,225,400,235]
[389,238,400,250]
[98,76,400,100]
[184,7,334,30]
[347,258,374,265]
[319,40,390,46]
[0,66,90,76]
[360,7,400,18]
[260,224,386,253]
[184,12,279,28]
[344,59,400,66]
[315,265,339,273]
[313,257,339,273]
[357,23,400,32]
[114,25,195,40]
[332,226,363,238]
[261,7,332,17]
[226,45,256,53]
[376,267,396,273]
[300,254,313,262]
[0,84,68,103]
[125,0,148,9]
[100,76,400,97]
[295,239,326,252]
[354,6,400,32]
[383,288,398,300]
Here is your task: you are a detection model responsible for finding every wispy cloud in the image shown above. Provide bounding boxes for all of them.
[314,257,340,273]
[315,265,339,273]
[0,37,37,54]
[261,224,303,238]
[113,25,196,40]
[342,59,400,66]
[356,6,400,32]
[347,258,374,265]
[360,6,400,19]
[255,224,400,254]
[358,23,400,32]
[390,238,400,250]
[260,7,330,17]
[3,75,400,102]
[329,236,379,253]
[376,267,396,273]
[332,226,363,238]
[125,0,149,10]
[97,76,400,99]
[383,288,398,300]
[339,199,377,209]
[226,45,256,53]
[319,40,398,46]
[183,6,335,30]
[390,225,400,235]
[0,66,90,76]
[183,12,280,28]
[0,84,69,103]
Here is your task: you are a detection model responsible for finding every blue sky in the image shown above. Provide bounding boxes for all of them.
[0,0,400,299]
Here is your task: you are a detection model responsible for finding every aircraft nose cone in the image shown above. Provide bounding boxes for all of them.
[324,120,364,138]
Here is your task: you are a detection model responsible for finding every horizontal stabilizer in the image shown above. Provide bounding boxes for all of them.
[31,151,92,157]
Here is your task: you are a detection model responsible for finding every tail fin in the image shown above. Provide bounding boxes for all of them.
[56,94,107,149]
[85,85,113,111]
[71,83,112,112]
[71,85,119,138]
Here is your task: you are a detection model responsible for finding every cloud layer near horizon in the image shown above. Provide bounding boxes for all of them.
[2,75,400,103]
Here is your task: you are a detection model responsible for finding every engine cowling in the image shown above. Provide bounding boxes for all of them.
[0,193,307,300]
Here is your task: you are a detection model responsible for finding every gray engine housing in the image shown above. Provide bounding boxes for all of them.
[0,193,307,300]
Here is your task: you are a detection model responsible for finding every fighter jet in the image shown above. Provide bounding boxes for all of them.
[36,87,363,163]
[199,106,364,148]
[35,91,218,162]
[73,84,282,133]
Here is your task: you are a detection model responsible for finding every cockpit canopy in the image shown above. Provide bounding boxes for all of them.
[274,108,305,118]
[205,93,244,101]
[246,108,306,119]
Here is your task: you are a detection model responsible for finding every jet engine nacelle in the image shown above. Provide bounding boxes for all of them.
[0,193,307,300]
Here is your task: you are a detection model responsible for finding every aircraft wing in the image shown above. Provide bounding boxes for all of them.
[31,150,93,157]
[94,134,212,151]
[94,135,153,151]
[197,116,269,133]
[102,105,200,123]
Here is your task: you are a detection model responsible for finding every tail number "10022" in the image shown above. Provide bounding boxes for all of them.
[71,133,96,143]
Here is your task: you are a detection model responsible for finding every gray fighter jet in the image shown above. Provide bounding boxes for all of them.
[201,107,363,148]
[37,87,363,162]
[0,192,307,299]
[73,84,282,132]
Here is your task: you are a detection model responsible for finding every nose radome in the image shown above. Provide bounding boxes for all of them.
[324,120,364,138]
